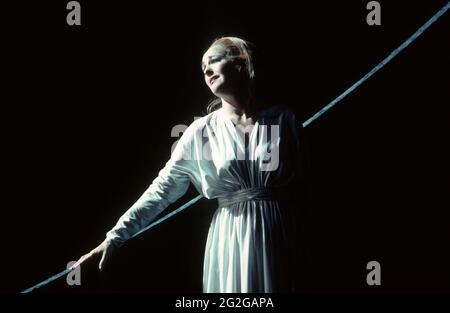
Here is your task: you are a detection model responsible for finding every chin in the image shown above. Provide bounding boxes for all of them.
[210,87,222,97]
[211,84,228,97]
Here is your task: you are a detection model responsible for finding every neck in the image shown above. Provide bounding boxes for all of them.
[220,90,255,122]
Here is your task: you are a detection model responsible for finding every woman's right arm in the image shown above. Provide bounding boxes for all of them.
[73,121,201,270]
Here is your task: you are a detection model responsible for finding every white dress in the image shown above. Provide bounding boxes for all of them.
[106,105,303,293]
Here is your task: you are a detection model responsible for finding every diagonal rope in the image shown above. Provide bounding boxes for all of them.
[129,194,204,240]
[302,1,450,127]
[21,268,72,294]
[21,1,450,293]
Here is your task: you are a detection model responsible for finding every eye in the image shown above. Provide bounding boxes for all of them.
[209,56,222,64]
[201,55,225,72]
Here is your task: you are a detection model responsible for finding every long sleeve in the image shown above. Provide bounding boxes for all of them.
[105,122,200,247]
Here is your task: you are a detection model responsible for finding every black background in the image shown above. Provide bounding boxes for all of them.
[2,0,449,294]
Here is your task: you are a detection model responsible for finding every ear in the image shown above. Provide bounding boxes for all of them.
[233,58,245,72]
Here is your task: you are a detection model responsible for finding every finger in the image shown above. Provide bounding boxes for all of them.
[91,247,100,255]
[71,256,85,269]
[70,261,80,269]
[72,251,93,269]
[99,250,108,271]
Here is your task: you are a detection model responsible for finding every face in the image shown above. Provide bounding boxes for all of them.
[201,44,246,98]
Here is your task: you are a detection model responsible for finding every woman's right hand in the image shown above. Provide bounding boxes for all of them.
[72,239,115,271]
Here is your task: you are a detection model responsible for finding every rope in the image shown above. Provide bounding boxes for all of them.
[302,1,450,127]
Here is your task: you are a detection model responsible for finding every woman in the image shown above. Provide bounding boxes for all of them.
[74,36,305,293]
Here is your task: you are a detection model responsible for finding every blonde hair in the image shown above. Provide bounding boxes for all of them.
[204,36,256,114]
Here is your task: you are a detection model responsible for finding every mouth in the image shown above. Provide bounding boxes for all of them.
[209,75,219,85]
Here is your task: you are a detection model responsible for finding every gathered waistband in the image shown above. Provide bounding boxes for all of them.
[217,187,281,208]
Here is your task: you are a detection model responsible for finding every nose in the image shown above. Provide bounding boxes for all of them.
[204,66,214,77]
